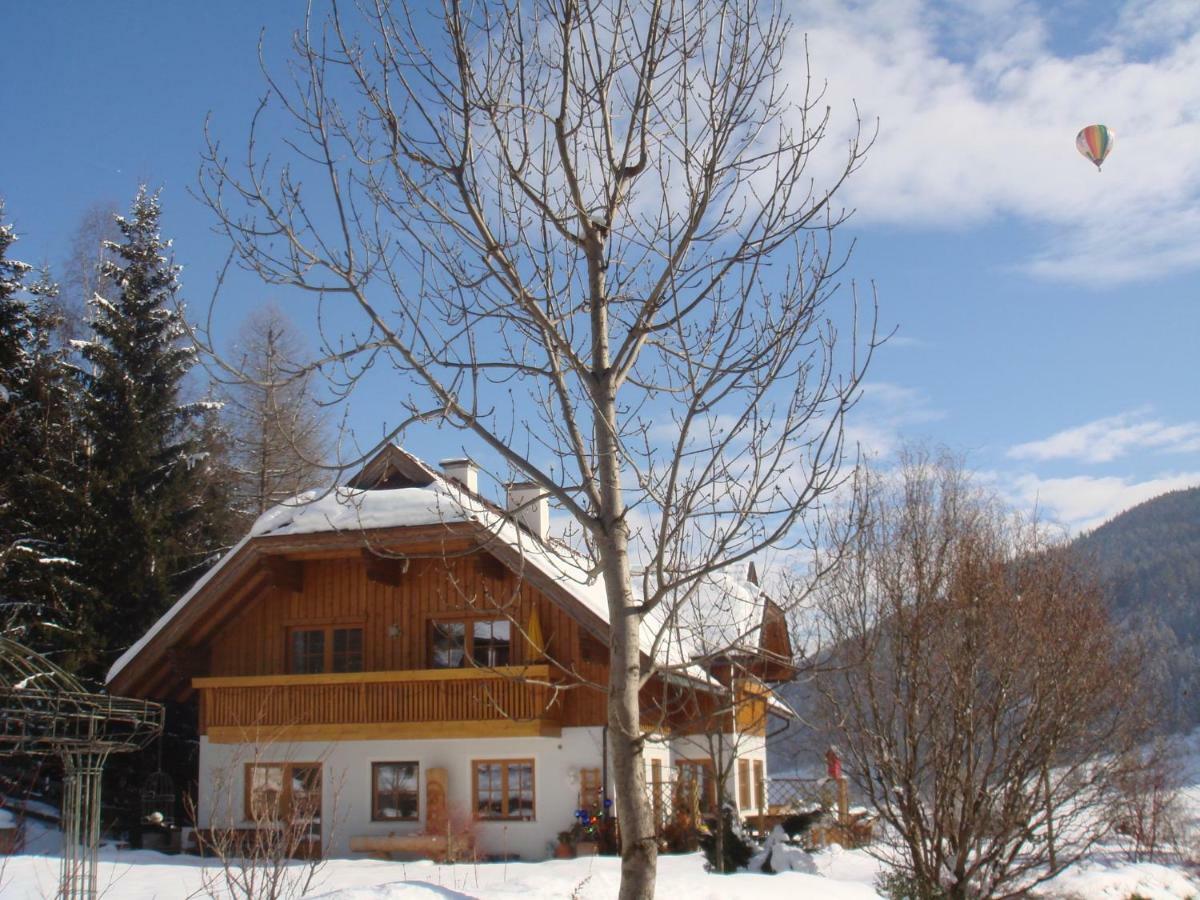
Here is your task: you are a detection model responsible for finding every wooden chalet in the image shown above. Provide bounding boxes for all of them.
[107,446,796,859]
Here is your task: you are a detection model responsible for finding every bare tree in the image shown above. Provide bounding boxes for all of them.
[219,304,330,520]
[811,449,1143,899]
[200,1,872,895]
[190,740,340,900]
[1109,737,1188,864]
[57,201,120,343]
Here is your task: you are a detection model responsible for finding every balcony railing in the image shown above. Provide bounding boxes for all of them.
[194,665,560,742]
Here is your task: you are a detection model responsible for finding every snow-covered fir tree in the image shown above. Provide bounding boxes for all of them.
[75,187,234,675]
[0,210,87,653]
[0,204,33,401]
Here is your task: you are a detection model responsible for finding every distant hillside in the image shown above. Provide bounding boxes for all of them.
[769,486,1200,772]
[1069,486,1200,730]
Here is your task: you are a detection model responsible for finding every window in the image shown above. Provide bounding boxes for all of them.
[291,630,324,674]
[473,759,534,820]
[429,621,465,668]
[429,619,512,668]
[579,767,602,812]
[675,760,716,814]
[753,759,764,811]
[372,762,420,821]
[738,759,751,810]
[288,626,363,674]
[332,627,364,671]
[245,762,322,822]
[472,620,511,667]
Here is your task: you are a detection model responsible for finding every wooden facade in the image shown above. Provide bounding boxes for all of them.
[113,496,781,742]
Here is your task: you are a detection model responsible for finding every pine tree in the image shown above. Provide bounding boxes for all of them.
[0,211,87,653]
[0,204,32,402]
[75,187,234,674]
[0,204,38,634]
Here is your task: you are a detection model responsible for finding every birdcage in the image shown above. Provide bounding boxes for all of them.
[140,767,176,827]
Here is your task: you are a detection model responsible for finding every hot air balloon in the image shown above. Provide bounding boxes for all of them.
[1076,124,1114,171]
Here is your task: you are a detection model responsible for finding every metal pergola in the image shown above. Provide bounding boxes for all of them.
[0,637,163,899]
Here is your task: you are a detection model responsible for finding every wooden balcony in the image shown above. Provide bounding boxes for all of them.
[194,664,561,744]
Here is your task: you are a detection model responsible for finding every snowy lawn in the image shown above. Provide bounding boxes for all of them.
[0,842,881,900]
[3,820,1200,898]
[5,842,1199,899]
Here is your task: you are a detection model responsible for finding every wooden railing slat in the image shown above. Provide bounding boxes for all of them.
[198,666,557,731]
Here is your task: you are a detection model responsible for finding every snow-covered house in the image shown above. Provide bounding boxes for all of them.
[106,445,796,859]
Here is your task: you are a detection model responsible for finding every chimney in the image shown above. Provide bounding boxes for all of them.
[439,458,478,494]
[506,481,549,540]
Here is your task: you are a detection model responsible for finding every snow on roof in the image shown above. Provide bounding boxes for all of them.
[641,568,770,670]
[248,486,472,537]
[107,445,776,686]
[107,455,610,685]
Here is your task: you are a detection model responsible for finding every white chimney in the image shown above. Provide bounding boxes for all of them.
[440,458,478,494]
[506,481,549,540]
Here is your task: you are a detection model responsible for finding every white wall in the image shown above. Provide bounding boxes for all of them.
[197,723,776,858]
[198,726,608,859]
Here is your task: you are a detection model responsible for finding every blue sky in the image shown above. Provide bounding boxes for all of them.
[3,0,1198,533]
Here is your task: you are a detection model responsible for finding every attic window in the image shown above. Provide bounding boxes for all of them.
[580,632,608,664]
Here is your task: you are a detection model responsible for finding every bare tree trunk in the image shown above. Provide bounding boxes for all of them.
[606,554,656,897]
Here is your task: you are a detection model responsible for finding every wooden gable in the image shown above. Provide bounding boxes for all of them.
[345,445,437,490]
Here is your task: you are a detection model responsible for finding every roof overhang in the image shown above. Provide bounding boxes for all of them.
[107,518,613,699]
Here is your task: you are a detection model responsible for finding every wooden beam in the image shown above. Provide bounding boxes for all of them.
[193,663,551,690]
[206,718,562,744]
[362,549,408,586]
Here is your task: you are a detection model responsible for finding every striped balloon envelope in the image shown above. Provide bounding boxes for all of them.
[1076,124,1114,171]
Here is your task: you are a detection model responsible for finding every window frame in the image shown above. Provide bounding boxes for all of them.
[650,758,665,826]
[471,758,536,821]
[244,761,322,822]
[675,758,716,814]
[738,758,751,810]
[753,759,765,812]
[427,617,515,669]
[371,761,421,822]
[286,623,365,674]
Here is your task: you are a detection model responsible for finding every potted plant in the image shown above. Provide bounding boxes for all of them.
[572,811,601,856]
[554,829,576,858]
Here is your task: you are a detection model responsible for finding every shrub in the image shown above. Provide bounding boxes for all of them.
[875,869,948,900]
[700,807,755,873]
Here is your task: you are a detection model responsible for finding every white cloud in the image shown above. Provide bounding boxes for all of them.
[1008,410,1200,462]
[1115,0,1200,52]
[1005,469,1200,531]
[786,0,1200,283]
[844,381,944,457]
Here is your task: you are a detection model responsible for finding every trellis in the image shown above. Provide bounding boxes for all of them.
[0,637,163,899]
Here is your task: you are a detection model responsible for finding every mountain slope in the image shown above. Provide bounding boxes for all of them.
[769,486,1200,772]
[1069,486,1200,730]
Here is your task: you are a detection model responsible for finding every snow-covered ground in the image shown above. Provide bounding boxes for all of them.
[2,827,1198,899]
[7,743,1200,900]
[0,832,880,900]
